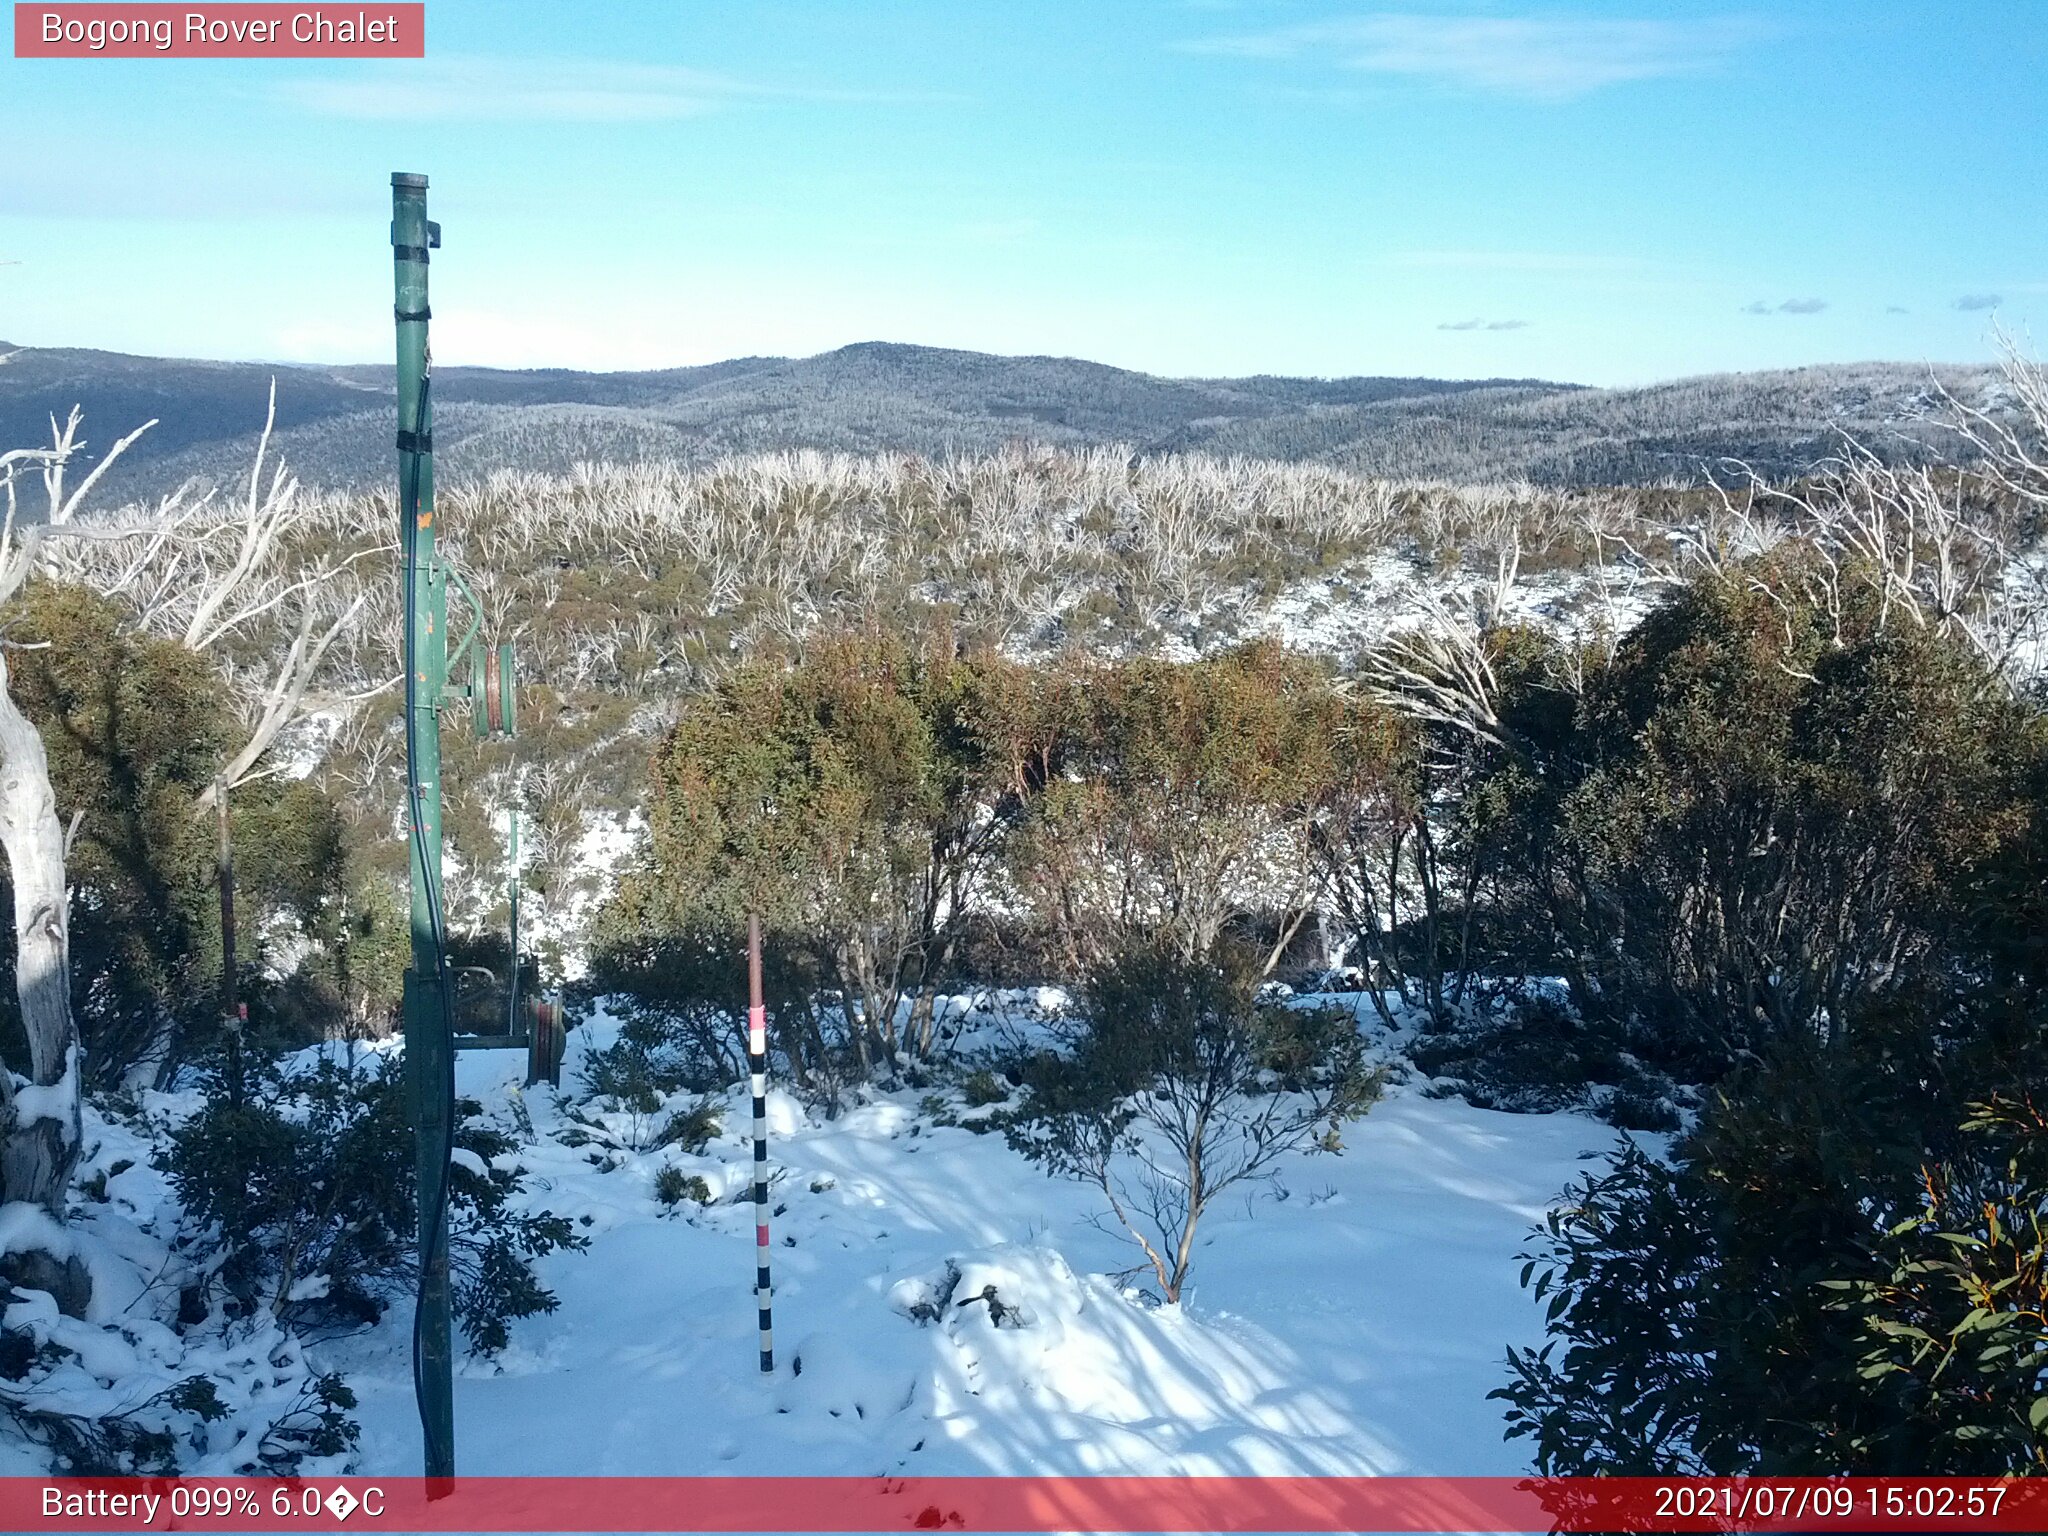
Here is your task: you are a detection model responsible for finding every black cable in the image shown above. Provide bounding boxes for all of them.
[400,365,459,1475]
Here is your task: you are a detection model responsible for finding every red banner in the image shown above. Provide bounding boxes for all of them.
[13,4,423,58]
[6,1476,2044,1532]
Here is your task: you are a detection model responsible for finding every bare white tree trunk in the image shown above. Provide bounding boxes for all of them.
[28,390,382,1090]
[0,651,79,1211]
[0,410,160,1209]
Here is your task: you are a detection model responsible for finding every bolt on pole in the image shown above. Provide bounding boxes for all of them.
[748,914,773,1373]
[392,169,455,1481]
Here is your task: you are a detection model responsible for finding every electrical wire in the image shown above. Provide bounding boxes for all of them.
[400,362,459,1476]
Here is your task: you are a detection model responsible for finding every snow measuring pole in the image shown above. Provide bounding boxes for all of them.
[392,170,455,1481]
[749,915,774,1372]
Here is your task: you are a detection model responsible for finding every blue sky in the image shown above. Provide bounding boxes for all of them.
[3,1,2043,385]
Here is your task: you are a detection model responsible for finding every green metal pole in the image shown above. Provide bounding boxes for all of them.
[392,170,454,1481]
[508,808,524,1067]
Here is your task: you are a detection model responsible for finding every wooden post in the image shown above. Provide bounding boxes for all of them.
[215,774,242,1109]
[748,914,773,1373]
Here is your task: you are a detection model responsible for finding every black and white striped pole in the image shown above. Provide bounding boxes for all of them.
[747,914,774,1373]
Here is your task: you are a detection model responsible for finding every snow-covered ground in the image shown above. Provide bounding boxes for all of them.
[299,998,1624,1480]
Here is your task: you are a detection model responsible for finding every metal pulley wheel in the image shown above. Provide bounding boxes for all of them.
[525,994,565,1087]
[475,639,518,740]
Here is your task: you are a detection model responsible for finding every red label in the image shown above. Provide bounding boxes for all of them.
[3,1476,2042,1532]
[14,4,424,57]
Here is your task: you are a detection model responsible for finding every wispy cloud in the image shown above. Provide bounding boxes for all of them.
[1953,292,2003,311]
[274,56,934,122]
[1388,248,1645,273]
[1743,297,1827,315]
[1177,13,1765,101]
[1437,317,1530,331]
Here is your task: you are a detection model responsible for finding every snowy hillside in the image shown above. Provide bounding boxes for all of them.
[44,995,1629,1481]
[271,1000,1626,1478]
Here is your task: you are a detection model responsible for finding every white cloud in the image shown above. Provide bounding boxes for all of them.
[273,56,926,122]
[1179,13,1765,100]
[1388,248,1647,273]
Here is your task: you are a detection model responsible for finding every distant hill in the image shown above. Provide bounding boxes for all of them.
[0,339,1993,502]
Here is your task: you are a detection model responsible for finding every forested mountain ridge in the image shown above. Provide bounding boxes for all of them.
[0,337,1991,499]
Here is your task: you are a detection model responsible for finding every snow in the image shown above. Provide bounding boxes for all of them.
[0,1195,155,1324]
[530,810,647,978]
[308,996,1616,1479]
[0,1144,354,1478]
[11,989,1624,1482]
[449,1147,490,1180]
[12,1042,79,1129]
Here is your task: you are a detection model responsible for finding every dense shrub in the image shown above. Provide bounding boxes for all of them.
[1822,1097,2048,1470]
[655,1099,722,1154]
[1008,642,1363,976]
[961,1069,1009,1108]
[1494,1054,2048,1473]
[164,1043,585,1354]
[1501,575,2042,1078]
[653,1166,711,1208]
[579,926,750,1096]
[0,1344,355,1476]
[607,630,1034,1080]
[0,584,347,1087]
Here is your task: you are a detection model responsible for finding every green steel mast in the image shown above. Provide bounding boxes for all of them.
[392,170,454,1481]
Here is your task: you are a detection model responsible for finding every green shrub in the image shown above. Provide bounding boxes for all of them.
[1597,1085,1682,1135]
[0,583,347,1088]
[579,1014,709,1110]
[1007,642,1358,975]
[1816,1098,2048,1470]
[961,1069,1008,1107]
[653,1166,711,1207]
[607,631,1037,1080]
[164,1044,585,1355]
[579,926,749,1094]
[655,1098,722,1153]
[1492,1031,2048,1474]
[1499,576,2043,1079]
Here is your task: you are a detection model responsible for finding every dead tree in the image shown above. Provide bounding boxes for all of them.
[60,385,382,1087]
[0,409,159,1210]
[62,383,380,809]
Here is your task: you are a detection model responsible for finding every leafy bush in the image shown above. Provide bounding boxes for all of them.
[607,631,1035,1080]
[1410,996,1631,1114]
[0,1346,354,1476]
[1817,1097,2048,1470]
[656,1099,722,1154]
[0,583,347,1088]
[164,1044,585,1355]
[1493,1034,2048,1473]
[1496,576,2043,1080]
[653,1166,711,1208]
[1008,642,1360,976]
[961,1069,1009,1108]
[579,1014,710,1112]
[579,926,748,1095]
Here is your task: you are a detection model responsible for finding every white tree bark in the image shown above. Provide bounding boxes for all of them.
[0,410,157,1210]
[0,649,80,1210]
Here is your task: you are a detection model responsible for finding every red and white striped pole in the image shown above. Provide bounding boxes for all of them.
[747,914,773,1374]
